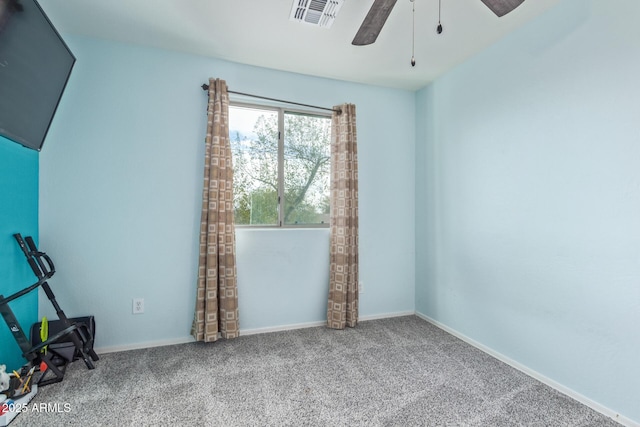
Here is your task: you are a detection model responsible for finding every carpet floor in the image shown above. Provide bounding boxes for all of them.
[11,316,620,426]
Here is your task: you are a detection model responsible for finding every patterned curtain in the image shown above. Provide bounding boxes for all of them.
[327,104,359,329]
[191,78,239,342]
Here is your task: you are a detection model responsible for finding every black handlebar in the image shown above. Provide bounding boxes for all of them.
[13,233,55,279]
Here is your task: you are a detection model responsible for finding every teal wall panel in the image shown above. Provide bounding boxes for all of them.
[0,136,39,371]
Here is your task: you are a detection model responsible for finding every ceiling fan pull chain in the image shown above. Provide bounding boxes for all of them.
[437,0,443,34]
[411,0,416,66]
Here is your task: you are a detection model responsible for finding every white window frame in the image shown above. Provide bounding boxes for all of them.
[230,101,331,229]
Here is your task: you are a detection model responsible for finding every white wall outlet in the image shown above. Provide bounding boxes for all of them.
[359,281,364,294]
[132,298,144,314]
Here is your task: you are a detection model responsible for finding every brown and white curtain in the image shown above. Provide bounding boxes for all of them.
[191,78,239,342]
[327,103,359,329]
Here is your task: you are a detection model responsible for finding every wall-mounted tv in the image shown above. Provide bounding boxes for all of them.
[0,0,75,151]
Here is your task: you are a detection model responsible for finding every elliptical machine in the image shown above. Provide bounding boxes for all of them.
[0,234,98,386]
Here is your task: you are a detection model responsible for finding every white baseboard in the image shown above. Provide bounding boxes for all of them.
[240,320,327,336]
[241,310,416,336]
[359,310,416,322]
[95,336,196,354]
[95,311,416,353]
[414,311,639,427]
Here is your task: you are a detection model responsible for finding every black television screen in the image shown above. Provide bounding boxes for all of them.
[0,0,75,151]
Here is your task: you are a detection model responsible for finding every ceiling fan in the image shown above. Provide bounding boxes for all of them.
[352,0,525,46]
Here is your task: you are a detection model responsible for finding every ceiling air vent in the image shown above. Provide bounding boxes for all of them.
[289,0,344,28]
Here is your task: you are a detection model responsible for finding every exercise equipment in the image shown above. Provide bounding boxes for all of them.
[30,316,96,368]
[0,234,99,387]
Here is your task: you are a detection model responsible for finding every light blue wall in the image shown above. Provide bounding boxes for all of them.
[39,35,416,350]
[415,0,640,422]
[414,84,438,317]
[0,136,39,371]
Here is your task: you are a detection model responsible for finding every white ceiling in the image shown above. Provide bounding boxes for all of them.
[37,0,563,90]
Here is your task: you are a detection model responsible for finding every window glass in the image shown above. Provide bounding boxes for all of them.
[283,112,331,225]
[229,105,279,225]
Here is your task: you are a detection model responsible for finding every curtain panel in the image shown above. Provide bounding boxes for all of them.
[327,103,359,329]
[191,78,239,342]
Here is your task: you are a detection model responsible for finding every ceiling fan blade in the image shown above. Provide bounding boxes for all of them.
[352,0,398,46]
[481,0,525,17]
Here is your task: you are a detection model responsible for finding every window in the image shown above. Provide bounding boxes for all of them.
[229,104,331,227]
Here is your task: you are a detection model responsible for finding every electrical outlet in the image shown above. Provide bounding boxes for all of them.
[132,298,144,314]
[359,281,364,294]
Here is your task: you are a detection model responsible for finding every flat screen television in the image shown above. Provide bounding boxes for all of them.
[0,0,75,151]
